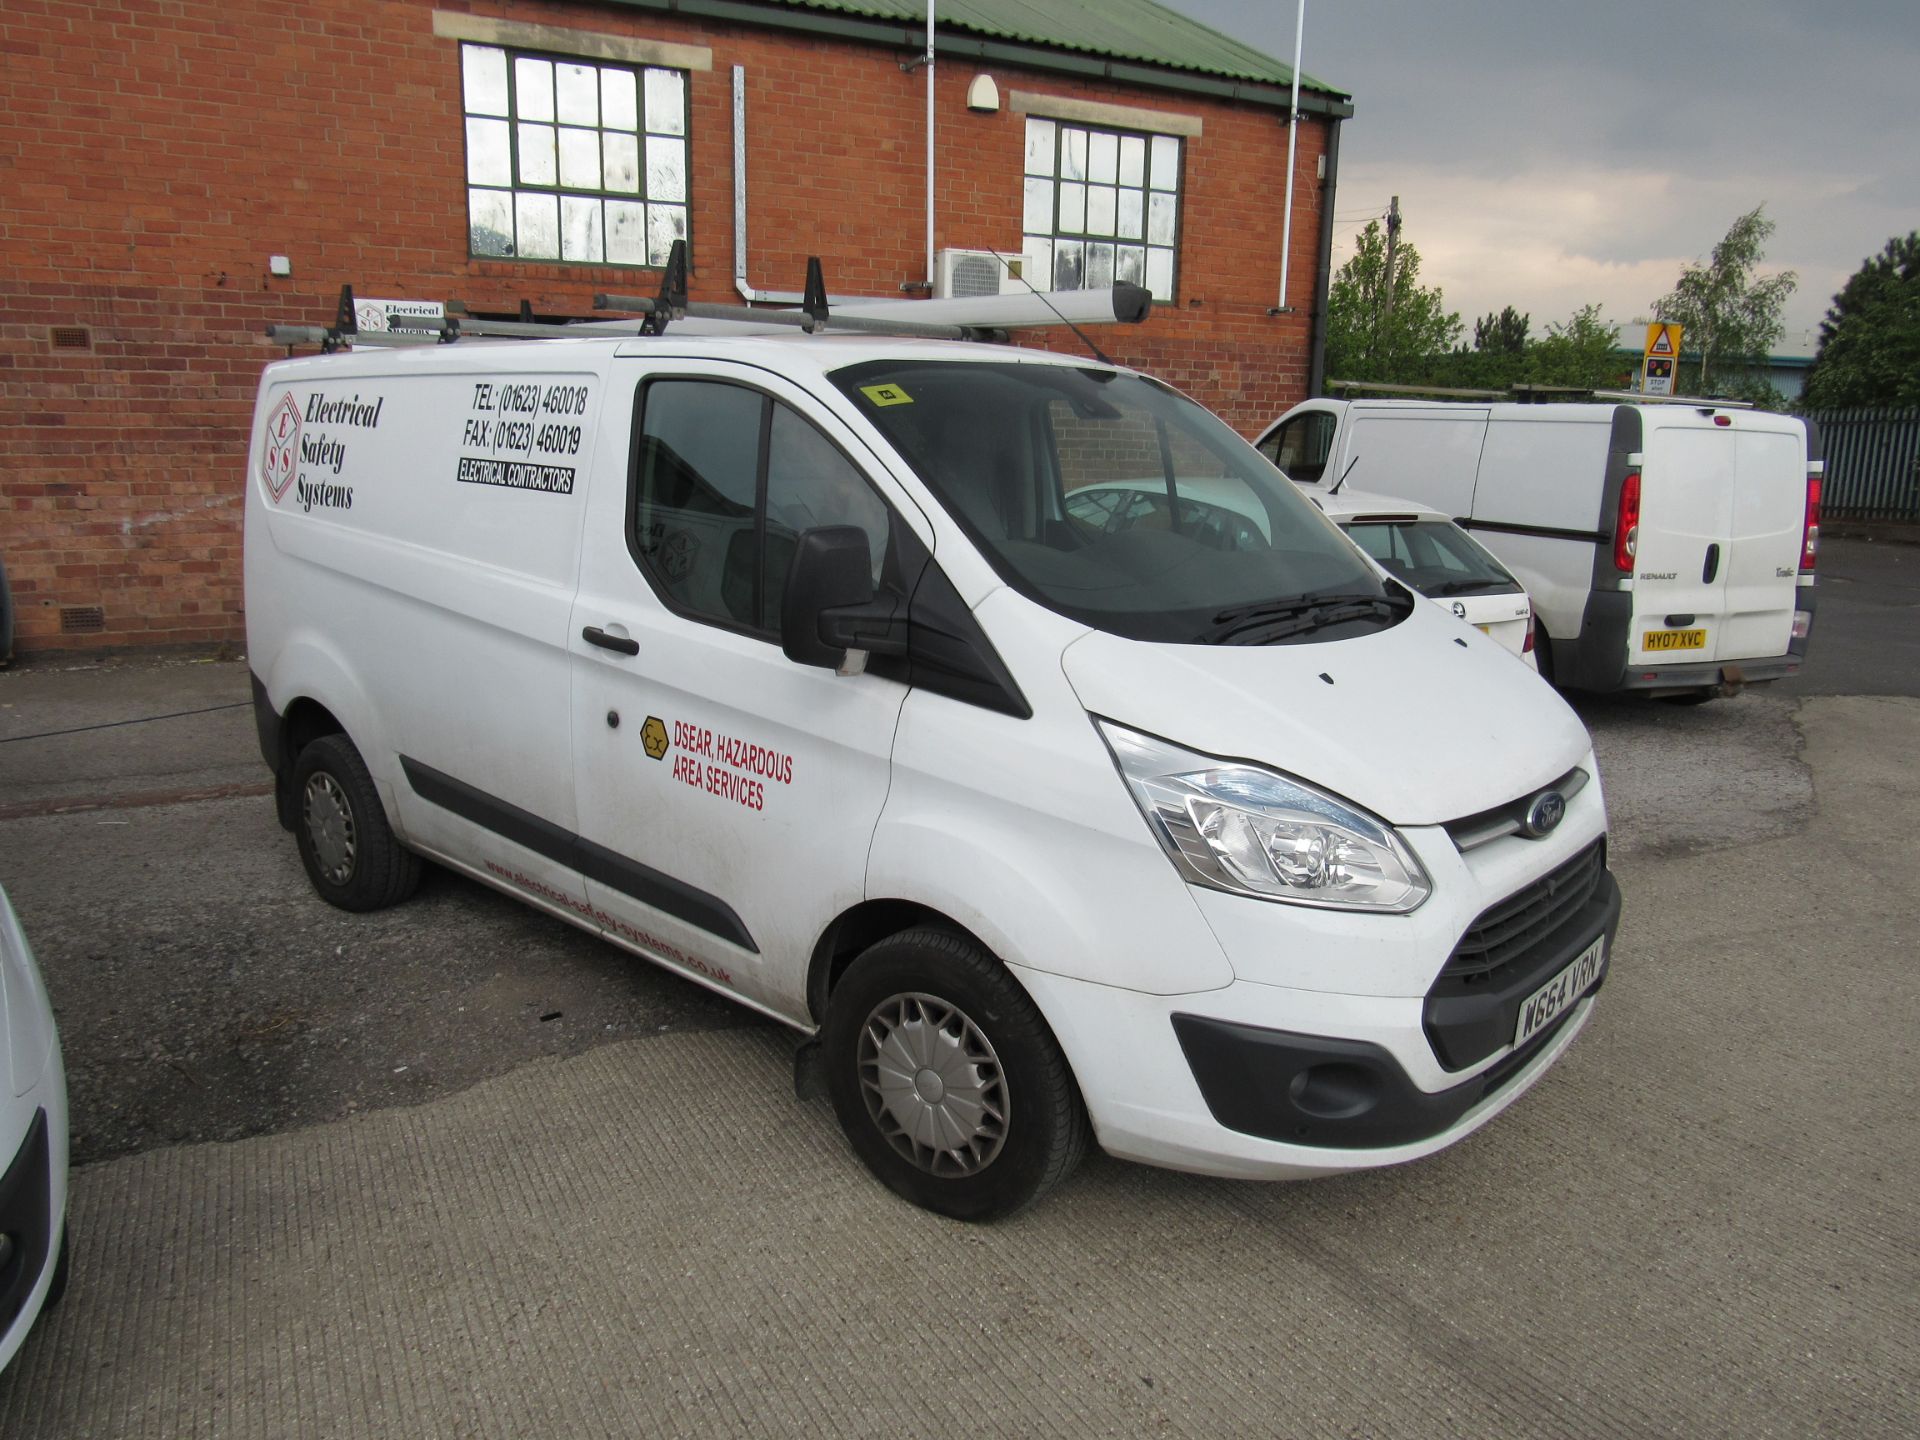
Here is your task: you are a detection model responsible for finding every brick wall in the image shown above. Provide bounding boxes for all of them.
[0,0,1334,654]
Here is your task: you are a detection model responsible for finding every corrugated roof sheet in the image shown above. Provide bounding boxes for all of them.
[762,0,1345,96]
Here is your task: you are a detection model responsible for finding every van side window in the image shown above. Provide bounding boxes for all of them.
[1259,411,1335,484]
[631,379,890,636]
[763,404,889,629]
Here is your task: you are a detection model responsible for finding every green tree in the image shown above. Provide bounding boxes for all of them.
[1525,304,1626,389]
[1326,218,1462,383]
[1474,306,1530,355]
[1801,232,1920,410]
[1652,205,1797,395]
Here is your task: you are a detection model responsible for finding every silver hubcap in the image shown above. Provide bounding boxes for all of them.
[303,772,357,885]
[858,992,1008,1177]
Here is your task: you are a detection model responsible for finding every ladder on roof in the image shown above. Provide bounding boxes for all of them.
[266,242,1151,352]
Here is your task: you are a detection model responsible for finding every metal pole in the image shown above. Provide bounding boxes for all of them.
[926,3,936,289]
[1275,0,1305,311]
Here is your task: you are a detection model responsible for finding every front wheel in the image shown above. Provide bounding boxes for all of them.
[823,928,1088,1221]
[291,734,422,911]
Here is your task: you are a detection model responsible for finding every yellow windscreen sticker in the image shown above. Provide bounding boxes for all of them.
[859,383,914,407]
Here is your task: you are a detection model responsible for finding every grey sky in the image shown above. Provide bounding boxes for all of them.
[1161,0,1918,351]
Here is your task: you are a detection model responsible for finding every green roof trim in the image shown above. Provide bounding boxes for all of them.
[596,1,1351,111]
[768,0,1345,96]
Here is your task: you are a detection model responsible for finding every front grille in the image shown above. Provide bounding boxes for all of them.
[1445,840,1605,979]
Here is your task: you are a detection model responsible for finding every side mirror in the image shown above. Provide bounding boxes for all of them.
[780,526,908,671]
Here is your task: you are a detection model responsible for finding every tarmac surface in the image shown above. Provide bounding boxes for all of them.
[0,542,1915,1436]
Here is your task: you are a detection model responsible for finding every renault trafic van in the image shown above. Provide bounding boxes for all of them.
[246,320,1620,1219]
[1256,398,1820,700]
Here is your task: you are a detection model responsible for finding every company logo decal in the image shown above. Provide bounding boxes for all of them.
[263,393,302,501]
[661,719,795,814]
[1451,600,1468,619]
[1521,790,1567,838]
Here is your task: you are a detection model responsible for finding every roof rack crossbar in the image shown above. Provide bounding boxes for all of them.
[265,241,1152,352]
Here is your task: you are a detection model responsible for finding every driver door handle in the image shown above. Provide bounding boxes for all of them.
[582,625,639,656]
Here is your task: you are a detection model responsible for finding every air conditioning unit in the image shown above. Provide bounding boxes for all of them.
[934,248,1028,299]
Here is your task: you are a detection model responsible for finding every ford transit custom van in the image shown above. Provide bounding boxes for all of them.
[246,318,1620,1219]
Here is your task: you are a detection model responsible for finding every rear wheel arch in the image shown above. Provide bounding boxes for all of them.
[270,697,347,829]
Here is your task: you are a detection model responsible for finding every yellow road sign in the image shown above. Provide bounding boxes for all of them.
[1643,323,1684,395]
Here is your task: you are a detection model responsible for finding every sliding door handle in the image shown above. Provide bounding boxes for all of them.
[582,625,640,656]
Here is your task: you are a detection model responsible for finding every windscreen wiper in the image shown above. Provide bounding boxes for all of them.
[1201,590,1410,645]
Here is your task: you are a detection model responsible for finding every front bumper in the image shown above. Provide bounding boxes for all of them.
[0,1110,54,1341]
[1014,793,1620,1181]
[1171,866,1619,1151]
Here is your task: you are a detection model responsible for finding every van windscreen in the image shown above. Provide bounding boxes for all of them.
[831,360,1401,644]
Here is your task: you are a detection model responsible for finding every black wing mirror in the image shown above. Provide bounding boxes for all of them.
[780,526,909,672]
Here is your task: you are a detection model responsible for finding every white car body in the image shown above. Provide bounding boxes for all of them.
[0,883,68,1373]
[1306,484,1537,668]
[1255,398,1818,696]
[244,331,1619,1212]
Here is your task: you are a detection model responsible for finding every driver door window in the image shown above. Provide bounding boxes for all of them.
[1258,411,1335,483]
[631,380,891,635]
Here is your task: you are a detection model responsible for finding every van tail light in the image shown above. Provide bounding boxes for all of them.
[1614,469,1641,574]
[1801,471,1822,572]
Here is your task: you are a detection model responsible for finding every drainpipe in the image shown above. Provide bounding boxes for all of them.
[1307,115,1342,398]
[1275,0,1305,311]
[925,2,936,289]
[732,66,788,303]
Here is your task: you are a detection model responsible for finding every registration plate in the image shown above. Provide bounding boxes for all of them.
[1514,937,1606,1048]
[1644,628,1706,652]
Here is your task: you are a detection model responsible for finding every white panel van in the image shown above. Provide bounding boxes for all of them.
[1255,399,1821,699]
[246,329,1621,1219]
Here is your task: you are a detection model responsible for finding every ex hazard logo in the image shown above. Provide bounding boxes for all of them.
[640,716,670,760]
[263,393,301,502]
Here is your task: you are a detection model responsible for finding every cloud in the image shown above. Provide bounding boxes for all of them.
[1164,0,1915,356]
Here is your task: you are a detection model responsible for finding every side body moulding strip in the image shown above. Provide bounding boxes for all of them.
[1456,517,1611,545]
[398,756,759,953]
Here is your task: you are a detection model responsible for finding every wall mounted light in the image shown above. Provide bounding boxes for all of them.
[966,74,999,113]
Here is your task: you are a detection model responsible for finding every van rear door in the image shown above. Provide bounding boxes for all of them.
[1720,424,1807,663]
[1632,411,1805,666]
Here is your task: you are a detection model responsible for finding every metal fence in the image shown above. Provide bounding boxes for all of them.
[1804,408,1920,522]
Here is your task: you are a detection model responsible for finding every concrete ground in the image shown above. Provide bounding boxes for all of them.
[0,549,1914,1436]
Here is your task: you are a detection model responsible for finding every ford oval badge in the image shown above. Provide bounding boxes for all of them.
[1522,791,1567,838]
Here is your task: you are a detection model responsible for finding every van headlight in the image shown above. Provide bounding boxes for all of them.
[1099,721,1431,912]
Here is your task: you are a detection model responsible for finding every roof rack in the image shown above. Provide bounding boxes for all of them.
[266,242,1152,352]
[1328,378,1755,409]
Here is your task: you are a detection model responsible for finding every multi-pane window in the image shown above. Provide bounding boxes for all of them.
[460,42,689,266]
[1022,118,1181,302]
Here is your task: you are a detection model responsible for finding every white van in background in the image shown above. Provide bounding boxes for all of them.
[1256,399,1821,700]
[245,284,1620,1220]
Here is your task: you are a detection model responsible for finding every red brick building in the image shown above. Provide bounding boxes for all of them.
[0,0,1350,656]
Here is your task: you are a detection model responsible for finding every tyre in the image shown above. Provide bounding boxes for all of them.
[1531,624,1555,687]
[291,734,422,911]
[823,927,1088,1221]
